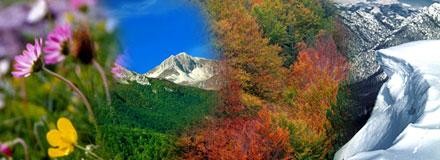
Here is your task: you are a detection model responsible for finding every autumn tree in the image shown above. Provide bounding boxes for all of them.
[286,33,348,132]
[200,1,348,159]
[252,0,333,66]
[206,0,285,101]
[276,33,348,159]
[180,108,292,160]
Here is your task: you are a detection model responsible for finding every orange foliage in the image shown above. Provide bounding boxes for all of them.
[180,108,292,160]
[287,34,348,132]
[208,0,284,101]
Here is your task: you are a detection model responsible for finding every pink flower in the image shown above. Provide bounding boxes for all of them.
[111,63,124,79]
[0,143,12,157]
[44,24,72,65]
[12,38,43,78]
[111,56,125,79]
[70,0,96,12]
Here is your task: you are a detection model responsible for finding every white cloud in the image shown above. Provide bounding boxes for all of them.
[108,0,157,18]
[107,0,187,18]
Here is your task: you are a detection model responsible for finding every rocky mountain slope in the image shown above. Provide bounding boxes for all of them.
[338,1,440,82]
[334,1,440,136]
[335,40,440,160]
[118,52,219,90]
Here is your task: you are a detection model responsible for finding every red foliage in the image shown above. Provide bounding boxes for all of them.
[290,34,348,88]
[287,34,349,132]
[181,108,292,160]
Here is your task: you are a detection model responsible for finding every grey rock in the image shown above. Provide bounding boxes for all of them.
[338,2,440,82]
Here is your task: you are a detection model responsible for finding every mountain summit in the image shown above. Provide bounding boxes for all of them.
[146,52,219,90]
[116,52,219,90]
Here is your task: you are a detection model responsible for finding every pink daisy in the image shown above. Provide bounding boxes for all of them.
[12,38,43,78]
[70,0,96,12]
[44,24,72,65]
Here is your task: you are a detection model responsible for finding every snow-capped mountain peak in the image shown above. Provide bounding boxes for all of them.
[146,52,219,90]
[116,52,219,90]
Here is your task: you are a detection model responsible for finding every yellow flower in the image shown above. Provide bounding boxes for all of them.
[46,117,78,158]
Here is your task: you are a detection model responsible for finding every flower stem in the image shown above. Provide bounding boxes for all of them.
[74,144,104,160]
[92,60,111,105]
[10,138,29,160]
[42,67,96,125]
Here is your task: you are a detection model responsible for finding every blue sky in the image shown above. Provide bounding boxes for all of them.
[103,0,215,73]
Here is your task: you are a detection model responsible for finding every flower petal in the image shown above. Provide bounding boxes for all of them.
[57,117,78,144]
[48,147,73,158]
[46,130,70,148]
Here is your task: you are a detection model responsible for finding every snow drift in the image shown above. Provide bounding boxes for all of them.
[335,40,440,160]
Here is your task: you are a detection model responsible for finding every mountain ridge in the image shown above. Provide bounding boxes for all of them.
[118,52,219,90]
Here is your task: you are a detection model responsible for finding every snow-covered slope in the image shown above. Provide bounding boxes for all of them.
[146,52,219,90]
[335,40,440,160]
[334,2,440,137]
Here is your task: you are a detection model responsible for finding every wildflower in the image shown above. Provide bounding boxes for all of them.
[46,117,77,158]
[11,38,43,78]
[39,26,97,123]
[70,0,96,13]
[0,143,12,157]
[111,63,124,79]
[71,26,111,104]
[44,24,72,65]
[1,138,29,160]
[46,117,103,159]
[72,26,95,64]
[111,56,125,79]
